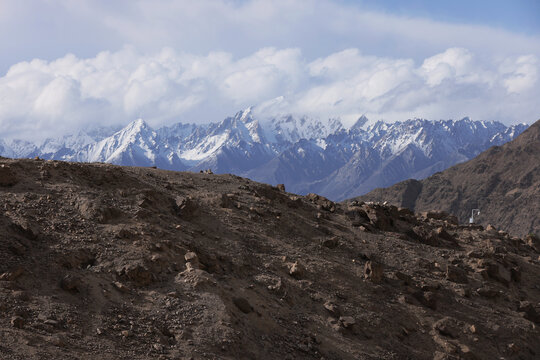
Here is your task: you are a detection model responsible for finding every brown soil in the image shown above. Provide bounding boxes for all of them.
[358,119,540,237]
[0,157,539,359]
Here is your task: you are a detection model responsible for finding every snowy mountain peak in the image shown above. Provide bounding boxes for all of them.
[0,109,528,202]
[122,118,150,134]
[236,107,255,123]
[69,118,160,166]
[265,114,343,144]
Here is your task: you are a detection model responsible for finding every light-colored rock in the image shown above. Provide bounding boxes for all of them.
[289,261,304,278]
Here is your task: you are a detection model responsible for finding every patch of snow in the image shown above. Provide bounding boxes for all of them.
[315,139,328,150]
[180,133,228,161]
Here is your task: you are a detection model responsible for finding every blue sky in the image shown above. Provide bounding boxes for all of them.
[354,0,540,34]
[0,0,539,141]
[2,0,539,72]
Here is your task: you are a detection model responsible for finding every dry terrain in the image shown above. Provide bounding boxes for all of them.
[359,119,540,237]
[0,157,539,359]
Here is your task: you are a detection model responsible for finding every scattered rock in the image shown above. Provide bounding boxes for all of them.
[339,316,356,329]
[365,207,393,231]
[364,261,384,283]
[119,263,153,286]
[10,316,24,328]
[421,211,457,224]
[345,207,370,226]
[323,301,341,317]
[518,301,540,323]
[289,261,304,278]
[176,197,198,219]
[44,319,59,327]
[397,207,414,217]
[476,286,500,298]
[434,317,460,339]
[458,343,478,359]
[409,226,439,246]
[467,250,484,259]
[0,158,537,359]
[507,342,520,354]
[0,267,24,281]
[287,195,302,208]
[267,278,283,293]
[276,184,286,192]
[305,193,336,212]
[112,281,130,293]
[436,227,455,242]
[152,343,165,353]
[185,252,200,271]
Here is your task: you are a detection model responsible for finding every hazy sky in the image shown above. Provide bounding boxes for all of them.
[1,0,539,140]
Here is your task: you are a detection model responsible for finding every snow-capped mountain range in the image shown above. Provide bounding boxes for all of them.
[0,108,528,201]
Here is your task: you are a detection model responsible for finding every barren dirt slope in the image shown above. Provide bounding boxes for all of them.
[0,157,539,359]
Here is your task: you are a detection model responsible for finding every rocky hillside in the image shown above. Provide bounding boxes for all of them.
[1,157,540,359]
[358,119,540,237]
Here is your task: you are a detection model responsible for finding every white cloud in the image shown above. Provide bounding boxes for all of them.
[420,48,474,86]
[220,48,305,104]
[287,47,540,126]
[2,0,539,76]
[501,55,539,94]
[0,0,539,141]
[0,45,538,141]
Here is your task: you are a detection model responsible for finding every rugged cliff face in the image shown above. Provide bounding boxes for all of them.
[358,119,540,237]
[1,158,539,359]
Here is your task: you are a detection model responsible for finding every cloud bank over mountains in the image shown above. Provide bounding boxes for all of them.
[1,46,538,141]
[0,0,539,141]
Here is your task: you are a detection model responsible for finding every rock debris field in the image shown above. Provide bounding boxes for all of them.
[0,157,539,359]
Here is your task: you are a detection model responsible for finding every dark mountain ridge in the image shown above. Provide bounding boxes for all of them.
[357,119,540,237]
